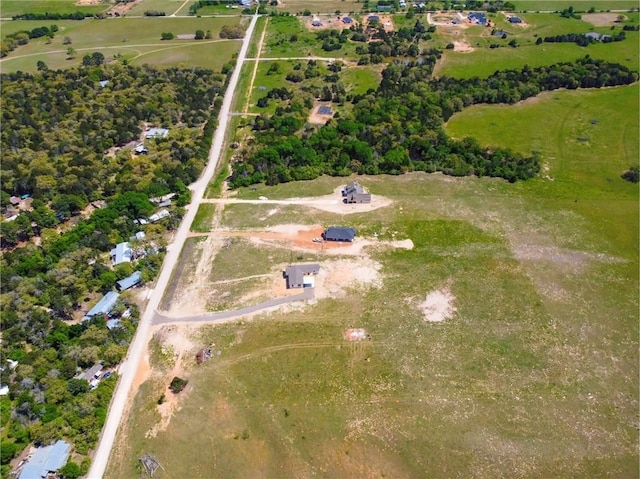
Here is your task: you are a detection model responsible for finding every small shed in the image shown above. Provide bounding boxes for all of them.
[368,15,380,22]
[284,264,320,289]
[317,105,333,116]
[148,209,170,223]
[78,363,103,382]
[322,226,356,242]
[117,271,143,291]
[312,19,322,27]
[134,144,148,154]
[18,440,71,479]
[342,16,353,24]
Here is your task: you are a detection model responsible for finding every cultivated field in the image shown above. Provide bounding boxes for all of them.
[0,0,108,18]
[106,83,638,478]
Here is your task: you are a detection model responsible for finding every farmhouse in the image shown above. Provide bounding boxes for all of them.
[342,181,371,203]
[145,127,169,139]
[323,226,356,242]
[117,271,142,291]
[342,16,353,24]
[18,440,71,479]
[508,16,522,23]
[467,12,487,25]
[284,264,320,289]
[83,291,120,321]
[111,241,132,265]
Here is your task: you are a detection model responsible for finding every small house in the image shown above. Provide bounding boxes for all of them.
[322,226,356,242]
[78,363,103,382]
[99,80,109,88]
[83,291,120,321]
[117,271,143,291]
[342,181,371,204]
[342,16,353,24]
[111,241,132,265]
[134,144,148,154]
[508,16,522,23]
[585,32,601,40]
[284,264,320,289]
[377,5,392,12]
[368,15,380,22]
[312,19,322,27]
[145,128,169,139]
[18,440,71,479]
[317,105,333,116]
[9,196,21,206]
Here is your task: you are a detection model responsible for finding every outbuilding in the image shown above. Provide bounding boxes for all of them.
[145,128,169,139]
[116,271,143,291]
[322,226,356,242]
[83,291,120,321]
[110,241,132,265]
[18,440,71,479]
[508,16,522,23]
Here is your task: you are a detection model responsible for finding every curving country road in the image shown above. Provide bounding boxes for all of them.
[86,11,260,479]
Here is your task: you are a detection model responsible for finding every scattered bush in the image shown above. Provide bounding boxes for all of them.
[169,376,188,393]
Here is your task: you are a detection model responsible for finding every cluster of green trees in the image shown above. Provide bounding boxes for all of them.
[0,63,228,472]
[188,0,237,15]
[230,56,637,188]
[353,20,434,63]
[541,31,626,46]
[1,25,58,58]
[12,11,92,20]
[219,24,245,39]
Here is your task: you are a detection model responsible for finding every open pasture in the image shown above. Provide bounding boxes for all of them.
[0,0,108,18]
[512,1,639,12]
[272,0,362,15]
[0,17,244,72]
[108,82,638,478]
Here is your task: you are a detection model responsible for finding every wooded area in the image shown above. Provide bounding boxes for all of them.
[0,63,227,474]
[230,55,637,187]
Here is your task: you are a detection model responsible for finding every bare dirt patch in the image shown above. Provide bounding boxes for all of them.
[419,286,457,322]
[582,13,626,27]
[344,328,368,341]
[453,41,474,53]
[303,15,353,31]
[366,14,395,32]
[428,12,467,27]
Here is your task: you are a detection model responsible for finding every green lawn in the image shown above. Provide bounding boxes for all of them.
[124,0,192,16]
[272,0,363,15]
[1,0,108,17]
[0,17,244,73]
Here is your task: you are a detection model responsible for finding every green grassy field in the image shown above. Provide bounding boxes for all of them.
[107,83,638,478]
[0,0,108,18]
[124,0,190,16]
[272,0,363,14]
[0,17,244,72]
[512,1,639,12]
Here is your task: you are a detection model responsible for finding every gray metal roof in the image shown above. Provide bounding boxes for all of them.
[19,440,71,479]
[83,291,120,320]
[117,271,142,291]
[110,241,131,265]
[284,264,320,287]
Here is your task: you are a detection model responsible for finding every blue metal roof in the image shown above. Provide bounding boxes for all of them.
[110,241,131,265]
[323,226,356,242]
[84,291,120,320]
[117,271,142,291]
[19,440,71,479]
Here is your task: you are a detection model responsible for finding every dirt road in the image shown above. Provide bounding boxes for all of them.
[86,11,260,479]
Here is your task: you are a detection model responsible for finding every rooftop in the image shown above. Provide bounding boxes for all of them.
[284,264,320,288]
[19,440,71,479]
[117,271,142,291]
[83,291,120,320]
[110,241,132,265]
[145,127,169,139]
[323,226,356,242]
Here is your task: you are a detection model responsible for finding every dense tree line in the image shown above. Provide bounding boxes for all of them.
[230,56,637,188]
[0,63,228,473]
[12,11,93,20]
[1,25,58,58]
[541,31,626,46]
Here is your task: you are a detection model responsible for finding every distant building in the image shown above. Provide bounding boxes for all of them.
[342,16,353,24]
[284,264,320,289]
[585,32,601,40]
[342,181,371,204]
[83,291,120,321]
[317,105,333,116]
[145,128,169,139]
[467,12,487,25]
[323,226,356,242]
[18,440,71,479]
[493,30,508,37]
[117,271,143,291]
[150,193,176,205]
[0,385,8,396]
[99,80,109,88]
[312,19,322,27]
[148,209,170,223]
[78,363,103,382]
[368,15,380,22]
[508,16,522,23]
[111,242,132,265]
[9,196,21,206]
[134,144,148,154]
[377,5,392,11]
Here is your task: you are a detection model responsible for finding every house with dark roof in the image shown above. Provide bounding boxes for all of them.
[342,16,353,24]
[467,12,487,25]
[83,291,120,321]
[368,15,380,22]
[312,19,322,27]
[283,264,320,289]
[323,226,356,242]
[342,181,371,204]
[18,440,71,479]
[377,5,392,11]
[508,16,522,23]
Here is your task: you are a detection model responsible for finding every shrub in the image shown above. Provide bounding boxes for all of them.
[169,376,188,393]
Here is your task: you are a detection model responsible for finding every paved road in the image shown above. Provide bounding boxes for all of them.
[86,11,260,479]
[153,289,314,325]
